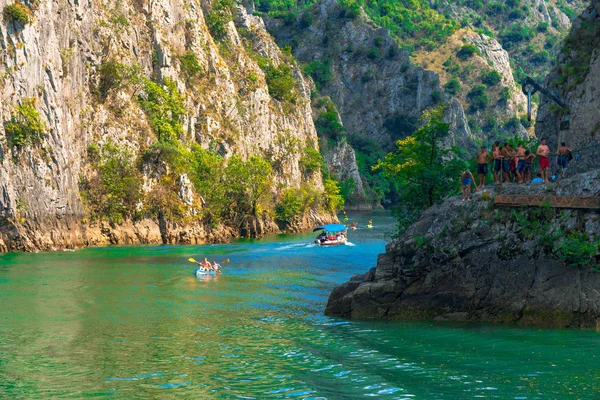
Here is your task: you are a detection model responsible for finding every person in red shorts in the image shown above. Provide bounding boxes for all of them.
[536,138,551,183]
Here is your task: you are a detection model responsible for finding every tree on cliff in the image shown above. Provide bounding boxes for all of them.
[375,105,465,233]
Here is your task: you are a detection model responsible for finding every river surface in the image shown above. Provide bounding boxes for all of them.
[0,212,598,399]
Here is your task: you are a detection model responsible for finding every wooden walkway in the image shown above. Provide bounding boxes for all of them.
[494,195,600,209]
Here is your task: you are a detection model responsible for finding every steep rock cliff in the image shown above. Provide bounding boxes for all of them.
[266,0,473,150]
[535,0,600,173]
[326,172,600,327]
[0,0,334,251]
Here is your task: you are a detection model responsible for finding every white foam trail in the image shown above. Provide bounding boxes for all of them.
[344,241,356,247]
[275,243,310,251]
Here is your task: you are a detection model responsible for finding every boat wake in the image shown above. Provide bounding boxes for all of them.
[275,243,315,251]
[344,241,356,247]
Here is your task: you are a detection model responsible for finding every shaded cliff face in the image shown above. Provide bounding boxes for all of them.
[0,0,333,251]
[265,0,473,150]
[326,171,600,327]
[535,0,600,172]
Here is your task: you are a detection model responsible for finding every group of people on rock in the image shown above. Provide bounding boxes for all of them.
[461,138,573,202]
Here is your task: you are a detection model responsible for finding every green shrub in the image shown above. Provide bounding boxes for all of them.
[315,106,345,141]
[482,70,502,86]
[456,44,479,60]
[557,232,598,266]
[206,0,235,38]
[338,0,361,19]
[261,62,297,103]
[323,176,344,213]
[96,60,139,99]
[303,59,332,90]
[80,141,142,224]
[431,89,442,103]
[444,78,461,95]
[300,146,323,175]
[467,85,489,110]
[138,77,186,143]
[179,51,203,80]
[537,22,548,32]
[4,98,47,147]
[500,24,534,47]
[3,2,31,25]
[500,86,512,101]
[275,188,304,224]
[531,50,550,64]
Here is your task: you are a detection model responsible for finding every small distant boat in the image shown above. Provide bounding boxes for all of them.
[313,224,348,246]
[367,224,373,229]
[367,219,373,229]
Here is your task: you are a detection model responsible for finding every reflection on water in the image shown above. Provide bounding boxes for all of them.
[0,212,598,398]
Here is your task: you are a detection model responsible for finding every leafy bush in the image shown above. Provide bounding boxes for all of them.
[431,89,442,103]
[315,105,345,141]
[3,2,31,25]
[537,22,548,32]
[467,85,489,110]
[4,97,47,147]
[499,24,534,47]
[300,146,323,175]
[275,188,305,224]
[531,50,550,64]
[444,78,461,95]
[179,51,203,80]
[323,176,344,213]
[206,0,235,38]
[138,77,186,143]
[557,232,598,266]
[261,62,297,103]
[482,70,502,86]
[96,60,139,100]
[303,59,332,90]
[375,106,466,234]
[224,155,273,218]
[80,141,142,224]
[456,44,479,60]
[500,86,512,101]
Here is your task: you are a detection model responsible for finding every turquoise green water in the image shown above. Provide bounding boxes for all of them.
[0,212,599,399]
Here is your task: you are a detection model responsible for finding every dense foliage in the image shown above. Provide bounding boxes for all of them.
[375,106,465,233]
[3,2,31,25]
[81,142,143,225]
[4,97,47,147]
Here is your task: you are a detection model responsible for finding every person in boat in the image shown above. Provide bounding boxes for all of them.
[212,260,221,273]
[201,257,213,271]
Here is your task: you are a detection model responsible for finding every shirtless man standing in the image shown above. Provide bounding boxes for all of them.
[556,142,572,179]
[515,144,527,183]
[492,143,502,184]
[536,138,551,183]
[500,143,513,183]
[475,146,492,189]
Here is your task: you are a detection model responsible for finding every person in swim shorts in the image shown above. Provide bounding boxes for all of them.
[461,170,476,202]
[475,146,492,190]
[524,150,535,183]
[515,144,527,184]
[536,138,551,183]
[556,142,572,179]
[492,142,502,184]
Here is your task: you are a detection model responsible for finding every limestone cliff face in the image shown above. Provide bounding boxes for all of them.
[266,0,474,150]
[0,0,333,251]
[535,0,600,173]
[326,172,600,327]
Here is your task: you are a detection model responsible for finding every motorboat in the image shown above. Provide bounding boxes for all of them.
[313,224,348,246]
